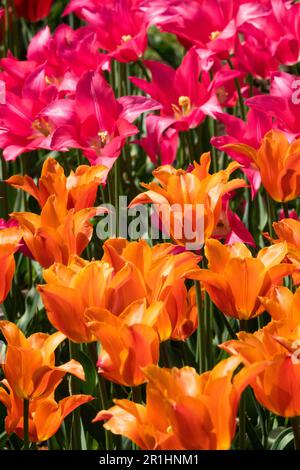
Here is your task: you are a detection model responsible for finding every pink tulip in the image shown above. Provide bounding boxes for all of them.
[50,70,161,169]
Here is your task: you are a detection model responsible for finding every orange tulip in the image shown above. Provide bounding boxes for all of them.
[221,287,300,416]
[11,196,99,268]
[6,157,107,211]
[129,152,246,247]
[94,357,263,450]
[0,379,93,442]
[0,226,22,303]
[224,129,300,202]
[86,301,161,386]
[38,239,200,342]
[267,218,300,284]
[0,321,85,400]
[188,239,294,320]
[102,238,200,340]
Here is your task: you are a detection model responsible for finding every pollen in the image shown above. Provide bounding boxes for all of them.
[210,30,221,41]
[121,34,133,43]
[98,130,109,144]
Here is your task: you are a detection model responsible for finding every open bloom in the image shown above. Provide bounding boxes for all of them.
[86,302,161,386]
[131,47,240,132]
[94,357,262,450]
[211,109,273,196]
[38,239,200,342]
[6,157,108,210]
[0,380,92,442]
[221,286,300,417]
[0,226,22,303]
[266,218,300,285]
[223,129,300,202]
[188,239,294,320]
[63,0,149,63]
[130,153,246,248]
[0,321,85,400]
[11,196,99,268]
[51,70,160,169]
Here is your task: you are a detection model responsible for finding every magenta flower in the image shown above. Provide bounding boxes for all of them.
[63,0,149,63]
[136,114,179,166]
[246,71,300,137]
[51,70,161,169]
[131,47,240,132]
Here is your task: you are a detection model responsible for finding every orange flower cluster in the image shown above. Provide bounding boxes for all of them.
[0,321,92,441]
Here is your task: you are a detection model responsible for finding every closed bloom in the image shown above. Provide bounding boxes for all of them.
[0,380,92,442]
[94,357,262,450]
[188,239,294,320]
[223,130,300,202]
[14,0,52,22]
[0,321,85,400]
[86,301,161,386]
[221,286,300,417]
[0,226,22,303]
[11,196,98,268]
[130,153,246,248]
[6,157,108,211]
[38,240,200,342]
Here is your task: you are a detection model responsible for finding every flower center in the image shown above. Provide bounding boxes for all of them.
[30,118,52,138]
[172,96,191,119]
[210,30,221,41]
[121,34,133,43]
[98,131,109,145]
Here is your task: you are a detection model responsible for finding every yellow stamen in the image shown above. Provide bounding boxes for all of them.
[121,34,133,43]
[98,131,108,145]
[210,30,221,41]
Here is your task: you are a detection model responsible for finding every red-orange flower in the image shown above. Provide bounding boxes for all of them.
[130,153,246,247]
[224,130,300,202]
[94,358,263,450]
[189,239,294,320]
[0,380,93,442]
[6,157,107,211]
[0,321,85,400]
[11,196,99,268]
[221,286,300,417]
[0,226,22,303]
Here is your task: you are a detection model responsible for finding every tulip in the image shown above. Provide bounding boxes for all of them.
[6,157,108,210]
[266,218,300,285]
[94,357,263,450]
[131,47,241,132]
[86,302,161,386]
[188,239,294,320]
[0,379,93,442]
[221,286,300,416]
[223,129,300,202]
[11,196,98,268]
[14,0,52,22]
[0,226,22,303]
[0,321,85,400]
[38,239,200,342]
[130,153,246,248]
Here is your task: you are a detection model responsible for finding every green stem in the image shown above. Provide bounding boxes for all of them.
[136,59,151,82]
[160,341,171,368]
[68,340,82,450]
[23,398,30,450]
[266,193,275,238]
[238,319,247,449]
[195,280,206,374]
[227,58,246,121]
[292,417,300,450]
[88,343,113,450]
